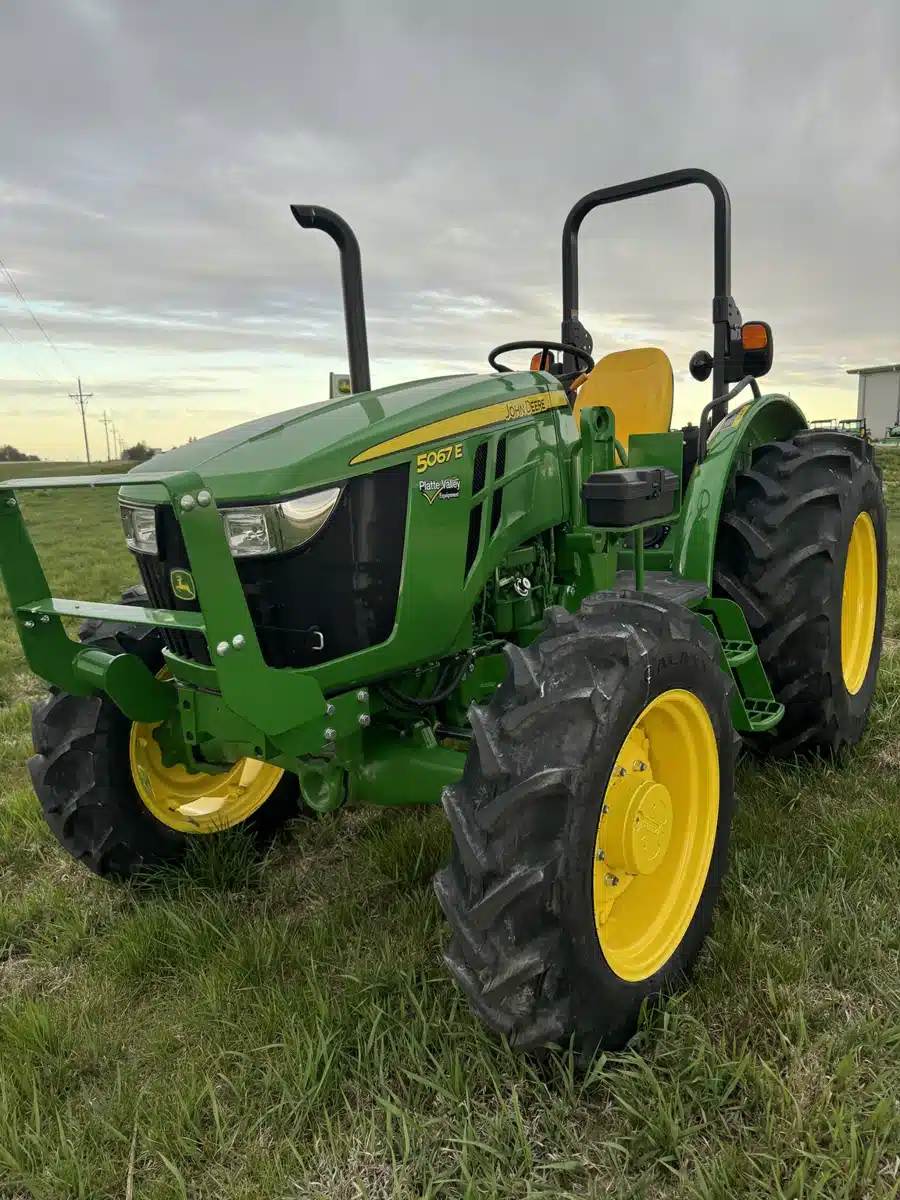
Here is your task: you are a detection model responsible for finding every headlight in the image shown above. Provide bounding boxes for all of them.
[121,487,342,560]
[222,508,273,556]
[222,486,342,557]
[120,504,158,554]
[276,490,344,549]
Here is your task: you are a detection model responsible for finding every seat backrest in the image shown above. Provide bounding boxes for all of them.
[572,347,674,449]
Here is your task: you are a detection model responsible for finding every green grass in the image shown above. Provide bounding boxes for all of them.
[2,463,900,1198]
[0,460,128,481]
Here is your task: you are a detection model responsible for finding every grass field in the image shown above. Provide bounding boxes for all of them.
[2,456,900,1198]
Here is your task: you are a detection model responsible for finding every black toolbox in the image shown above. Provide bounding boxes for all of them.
[582,467,679,528]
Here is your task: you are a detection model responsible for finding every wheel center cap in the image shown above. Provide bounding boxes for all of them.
[604,777,673,876]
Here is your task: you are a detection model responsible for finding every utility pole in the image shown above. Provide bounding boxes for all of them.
[98,410,113,461]
[70,377,93,463]
[111,422,122,460]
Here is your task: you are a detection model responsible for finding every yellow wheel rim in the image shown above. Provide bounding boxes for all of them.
[841,511,878,695]
[592,689,719,982]
[128,673,284,834]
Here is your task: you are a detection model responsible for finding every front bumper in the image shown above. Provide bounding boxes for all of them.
[0,469,347,752]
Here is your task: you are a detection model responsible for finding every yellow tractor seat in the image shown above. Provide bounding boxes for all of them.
[572,347,674,450]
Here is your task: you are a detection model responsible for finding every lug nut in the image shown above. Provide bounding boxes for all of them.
[359,714,371,728]
[180,494,196,511]
[605,873,619,887]
[196,490,212,507]
[601,803,610,815]
[23,619,34,628]
[324,727,337,742]
[634,760,647,772]
[232,634,245,650]
[596,849,605,862]
[216,641,229,656]
[39,615,50,623]
[6,497,16,507]
[357,689,369,703]
[326,703,335,716]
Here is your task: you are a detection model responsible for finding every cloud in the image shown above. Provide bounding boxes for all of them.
[1,0,898,456]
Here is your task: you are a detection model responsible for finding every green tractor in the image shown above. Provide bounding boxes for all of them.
[0,169,887,1058]
[839,418,869,440]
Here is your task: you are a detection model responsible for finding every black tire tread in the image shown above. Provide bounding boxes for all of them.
[715,429,887,757]
[435,593,738,1058]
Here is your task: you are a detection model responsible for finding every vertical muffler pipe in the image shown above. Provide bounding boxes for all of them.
[290,204,372,394]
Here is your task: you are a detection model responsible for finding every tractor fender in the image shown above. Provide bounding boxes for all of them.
[673,393,807,588]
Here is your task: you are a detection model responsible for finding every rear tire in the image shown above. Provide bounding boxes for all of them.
[434,593,738,1058]
[714,430,887,757]
[28,586,300,879]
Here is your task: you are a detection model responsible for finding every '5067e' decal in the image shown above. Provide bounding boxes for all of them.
[416,443,463,472]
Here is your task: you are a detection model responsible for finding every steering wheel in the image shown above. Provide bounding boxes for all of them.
[488,340,595,378]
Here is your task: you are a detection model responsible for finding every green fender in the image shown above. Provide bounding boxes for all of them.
[673,392,808,588]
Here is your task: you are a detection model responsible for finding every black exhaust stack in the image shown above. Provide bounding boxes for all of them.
[290,205,372,395]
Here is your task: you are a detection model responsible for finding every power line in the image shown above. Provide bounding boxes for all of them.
[70,377,93,463]
[0,255,73,379]
[0,316,53,383]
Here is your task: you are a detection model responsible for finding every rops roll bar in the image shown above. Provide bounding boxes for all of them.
[560,168,743,428]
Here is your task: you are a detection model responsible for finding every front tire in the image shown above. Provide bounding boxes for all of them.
[434,593,738,1058]
[28,586,300,879]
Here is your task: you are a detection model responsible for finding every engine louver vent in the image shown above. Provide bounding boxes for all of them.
[495,435,507,480]
[465,502,483,578]
[490,486,504,535]
[472,440,488,494]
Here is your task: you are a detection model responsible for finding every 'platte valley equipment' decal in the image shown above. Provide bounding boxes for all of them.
[419,477,461,504]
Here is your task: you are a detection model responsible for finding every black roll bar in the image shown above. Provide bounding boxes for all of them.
[561,168,740,426]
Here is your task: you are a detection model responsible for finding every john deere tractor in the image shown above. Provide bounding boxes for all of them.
[0,169,886,1057]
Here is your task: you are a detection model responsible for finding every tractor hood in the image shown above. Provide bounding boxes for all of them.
[119,371,559,505]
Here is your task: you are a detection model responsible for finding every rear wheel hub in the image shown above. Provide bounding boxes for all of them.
[603,775,673,877]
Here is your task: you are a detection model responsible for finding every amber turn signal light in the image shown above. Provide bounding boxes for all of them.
[742,323,769,351]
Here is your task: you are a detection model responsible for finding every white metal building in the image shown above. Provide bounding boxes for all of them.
[847,363,900,438]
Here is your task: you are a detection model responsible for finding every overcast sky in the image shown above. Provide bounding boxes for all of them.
[1,0,898,460]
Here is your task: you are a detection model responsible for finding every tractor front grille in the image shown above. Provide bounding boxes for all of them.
[133,463,409,671]
[135,506,211,664]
